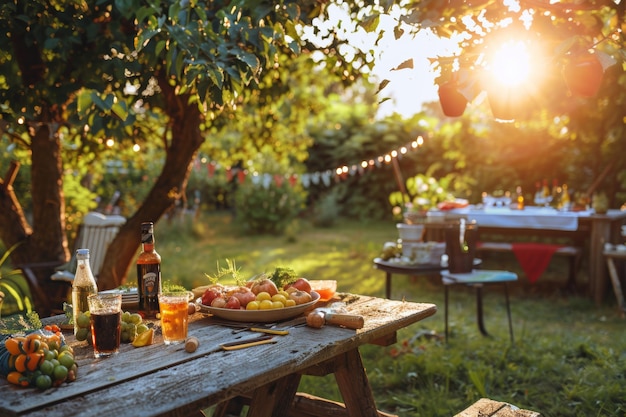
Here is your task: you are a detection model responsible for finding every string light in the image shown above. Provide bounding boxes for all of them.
[198,136,426,189]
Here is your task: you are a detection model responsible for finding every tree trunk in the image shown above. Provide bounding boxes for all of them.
[96,76,205,290]
[1,120,70,316]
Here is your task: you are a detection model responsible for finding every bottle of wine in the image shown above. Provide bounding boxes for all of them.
[72,249,98,336]
[136,222,162,317]
[516,186,524,210]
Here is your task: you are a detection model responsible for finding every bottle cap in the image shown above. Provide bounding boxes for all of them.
[141,222,154,244]
[76,248,90,259]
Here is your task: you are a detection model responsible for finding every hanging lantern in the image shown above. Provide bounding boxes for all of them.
[438,80,468,117]
[562,52,604,98]
[486,84,534,123]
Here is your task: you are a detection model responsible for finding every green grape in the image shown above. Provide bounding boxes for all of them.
[136,324,149,334]
[120,331,130,343]
[75,327,89,342]
[121,311,132,323]
[129,313,142,325]
[76,312,91,329]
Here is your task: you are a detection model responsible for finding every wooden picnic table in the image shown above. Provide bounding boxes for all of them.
[0,294,437,417]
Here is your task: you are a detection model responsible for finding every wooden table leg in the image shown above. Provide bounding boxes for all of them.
[385,271,392,299]
[333,349,381,417]
[590,217,612,305]
[605,256,626,317]
[504,283,514,343]
[445,285,449,343]
[247,373,302,417]
[475,285,489,337]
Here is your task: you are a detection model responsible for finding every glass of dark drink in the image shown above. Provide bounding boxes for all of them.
[88,293,122,358]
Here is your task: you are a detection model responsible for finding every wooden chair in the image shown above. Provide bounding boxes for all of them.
[51,211,126,282]
[18,212,125,314]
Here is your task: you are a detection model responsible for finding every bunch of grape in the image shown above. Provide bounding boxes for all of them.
[74,311,92,344]
[120,312,150,343]
[75,311,150,344]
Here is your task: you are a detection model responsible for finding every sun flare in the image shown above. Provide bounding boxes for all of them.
[488,40,532,86]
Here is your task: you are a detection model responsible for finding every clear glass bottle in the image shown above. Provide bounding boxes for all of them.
[72,249,98,336]
[136,222,161,317]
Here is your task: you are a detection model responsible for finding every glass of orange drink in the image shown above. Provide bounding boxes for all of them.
[158,292,192,345]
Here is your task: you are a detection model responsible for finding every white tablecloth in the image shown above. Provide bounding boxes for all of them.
[448,207,594,231]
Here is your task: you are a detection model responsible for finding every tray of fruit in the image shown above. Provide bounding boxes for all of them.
[195,274,320,323]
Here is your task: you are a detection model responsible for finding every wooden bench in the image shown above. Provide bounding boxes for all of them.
[476,242,582,289]
[455,398,541,417]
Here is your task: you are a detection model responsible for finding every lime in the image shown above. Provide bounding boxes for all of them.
[53,365,68,381]
[58,352,75,369]
[75,327,89,342]
[43,348,56,361]
[39,360,54,376]
[35,374,52,390]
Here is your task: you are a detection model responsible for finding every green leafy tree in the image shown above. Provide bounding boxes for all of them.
[0,0,372,314]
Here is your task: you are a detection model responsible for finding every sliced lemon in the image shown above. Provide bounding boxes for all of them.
[132,328,154,347]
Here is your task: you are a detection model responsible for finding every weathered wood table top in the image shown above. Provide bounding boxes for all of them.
[0,294,437,417]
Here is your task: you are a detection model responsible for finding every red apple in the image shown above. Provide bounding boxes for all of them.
[285,277,312,294]
[250,278,278,296]
[210,296,227,308]
[225,296,241,310]
[231,287,256,307]
[202,288,222,306]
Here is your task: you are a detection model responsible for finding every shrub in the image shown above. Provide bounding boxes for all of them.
[234,180,306,235]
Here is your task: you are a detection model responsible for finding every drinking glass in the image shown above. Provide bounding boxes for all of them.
[88,293,122,358]
[158,292,191,345]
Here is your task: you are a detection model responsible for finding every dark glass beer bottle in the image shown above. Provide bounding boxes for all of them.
[136,222,161,317]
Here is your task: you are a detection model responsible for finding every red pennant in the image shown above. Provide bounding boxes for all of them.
[226,168,233,182]
[289,174,297,187]
[237,170,246,184]
[207,163,215,178]
[274,174,284,187]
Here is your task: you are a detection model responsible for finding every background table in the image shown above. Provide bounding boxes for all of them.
[444,208,626,305]
[0,294,437,417]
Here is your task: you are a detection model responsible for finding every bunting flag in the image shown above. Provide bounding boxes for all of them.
[196,135,425,189]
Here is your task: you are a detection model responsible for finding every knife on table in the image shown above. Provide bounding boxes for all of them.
[220,335,277,351]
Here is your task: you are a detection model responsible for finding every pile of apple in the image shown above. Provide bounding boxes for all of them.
[201,277,315,310]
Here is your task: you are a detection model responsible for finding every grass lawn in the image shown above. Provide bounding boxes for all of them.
[150,212,626,417]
